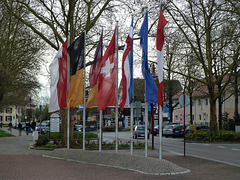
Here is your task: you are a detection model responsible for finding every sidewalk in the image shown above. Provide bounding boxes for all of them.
[0,127,240,180]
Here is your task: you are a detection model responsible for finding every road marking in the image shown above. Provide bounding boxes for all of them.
[231,148,240,151]
[217,146,226,149]
[202,144,210,146]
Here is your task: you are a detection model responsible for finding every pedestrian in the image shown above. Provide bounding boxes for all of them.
[0,122,3,128]
[18,122,22,136]
[31,121,36,136]
[31,121,36,131]
[26,121,30,135]
[8,121,13,134]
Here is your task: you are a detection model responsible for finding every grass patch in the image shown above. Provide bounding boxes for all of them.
[0,129,14,137]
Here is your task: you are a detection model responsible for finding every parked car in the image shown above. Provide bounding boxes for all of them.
[186,125,209,134]
[162,124,178,137]
[74,124,83,132]
[151,125,160,136]
[162,123,179,129]
[148,125,158,136]
[133,125,150,139]
[35,120,50,134]
[172,124,190,138]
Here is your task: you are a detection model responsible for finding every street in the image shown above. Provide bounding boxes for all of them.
[103,131,240,167]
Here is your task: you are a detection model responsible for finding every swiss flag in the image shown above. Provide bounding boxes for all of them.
[97,27,116,111]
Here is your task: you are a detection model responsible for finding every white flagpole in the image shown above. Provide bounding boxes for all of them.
[115,22,119,153]
[145,102,148,157]
[83,31,86,150]
[67,35,70,149]
[130,16,134,156]
[159,105,163,159]
[99,110,102,151]
[159,0,163,160]
[130,103,133,155]
[67,109,70,149]
[144,7,148,158]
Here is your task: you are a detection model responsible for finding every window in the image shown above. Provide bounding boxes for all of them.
[199,114,202,121]
[0,116,2,121]
[205,99,208,106]
[175,115,178,121]
[198,99,202,106]
[5,116,12,121]
[192,100,195,106]
[180,114,183,122]
[5,108,12,113]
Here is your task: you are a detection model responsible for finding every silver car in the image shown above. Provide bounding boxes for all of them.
[162,124,176,137]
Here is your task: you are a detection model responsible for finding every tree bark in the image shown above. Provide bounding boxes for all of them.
[209,90,218,131]
[218,94,222,130]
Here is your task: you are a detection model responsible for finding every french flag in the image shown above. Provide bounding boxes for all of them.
[157,4,168,108]
[119,18,134,111]
[49,39,68,112]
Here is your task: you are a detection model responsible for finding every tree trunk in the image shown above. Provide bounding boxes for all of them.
[60,108,67,146]
[190,95,193,125]
[169,97,173,122]
[218,94,222,130]
[209,93,217,131]
[234,65,239,123]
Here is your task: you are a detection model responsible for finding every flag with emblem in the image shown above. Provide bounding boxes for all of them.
[97,27,116,111]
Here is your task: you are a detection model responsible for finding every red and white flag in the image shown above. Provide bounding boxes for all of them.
[119,18,133,111]
[97,27,116,111]
[49,39,68,112]
[157,4,168,108]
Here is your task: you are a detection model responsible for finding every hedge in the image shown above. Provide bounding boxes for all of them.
[186,129,240,142]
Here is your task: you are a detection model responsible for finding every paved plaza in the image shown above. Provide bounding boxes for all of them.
[0,127,239,180]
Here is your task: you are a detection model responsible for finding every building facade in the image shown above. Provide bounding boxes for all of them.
[0,104,35,126]
[172,89,240,127]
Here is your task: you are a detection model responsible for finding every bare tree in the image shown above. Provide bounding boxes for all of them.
[0,1,42,110]
[165,0,239,131]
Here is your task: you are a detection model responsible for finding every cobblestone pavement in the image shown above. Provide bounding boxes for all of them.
[0,127,240,180]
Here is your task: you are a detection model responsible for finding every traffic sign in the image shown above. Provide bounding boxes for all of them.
[179,94,190,106]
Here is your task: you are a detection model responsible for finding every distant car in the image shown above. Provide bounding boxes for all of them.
[152,125,160,136]
[172,124,189,138]
[186,125,209,134]
[133,125,150,139]
[162,123,179,129]
[162,124,177,137]
[74,125,83,132]
[35,120,50,134]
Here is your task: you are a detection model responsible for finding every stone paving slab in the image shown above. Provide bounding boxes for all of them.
[44,149,190,175]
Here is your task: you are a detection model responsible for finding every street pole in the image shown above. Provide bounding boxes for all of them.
[184,93,186,157]
[40,105,42,135]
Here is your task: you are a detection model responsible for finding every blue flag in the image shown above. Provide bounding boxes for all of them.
[138,10,158,104]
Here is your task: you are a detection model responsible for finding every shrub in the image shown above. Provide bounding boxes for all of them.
[73,132,98,138]
[35,135,49,146]
[103,126,124,132]
[186,129,240,142]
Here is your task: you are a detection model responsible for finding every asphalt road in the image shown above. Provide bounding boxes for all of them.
[103,131,240,167]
